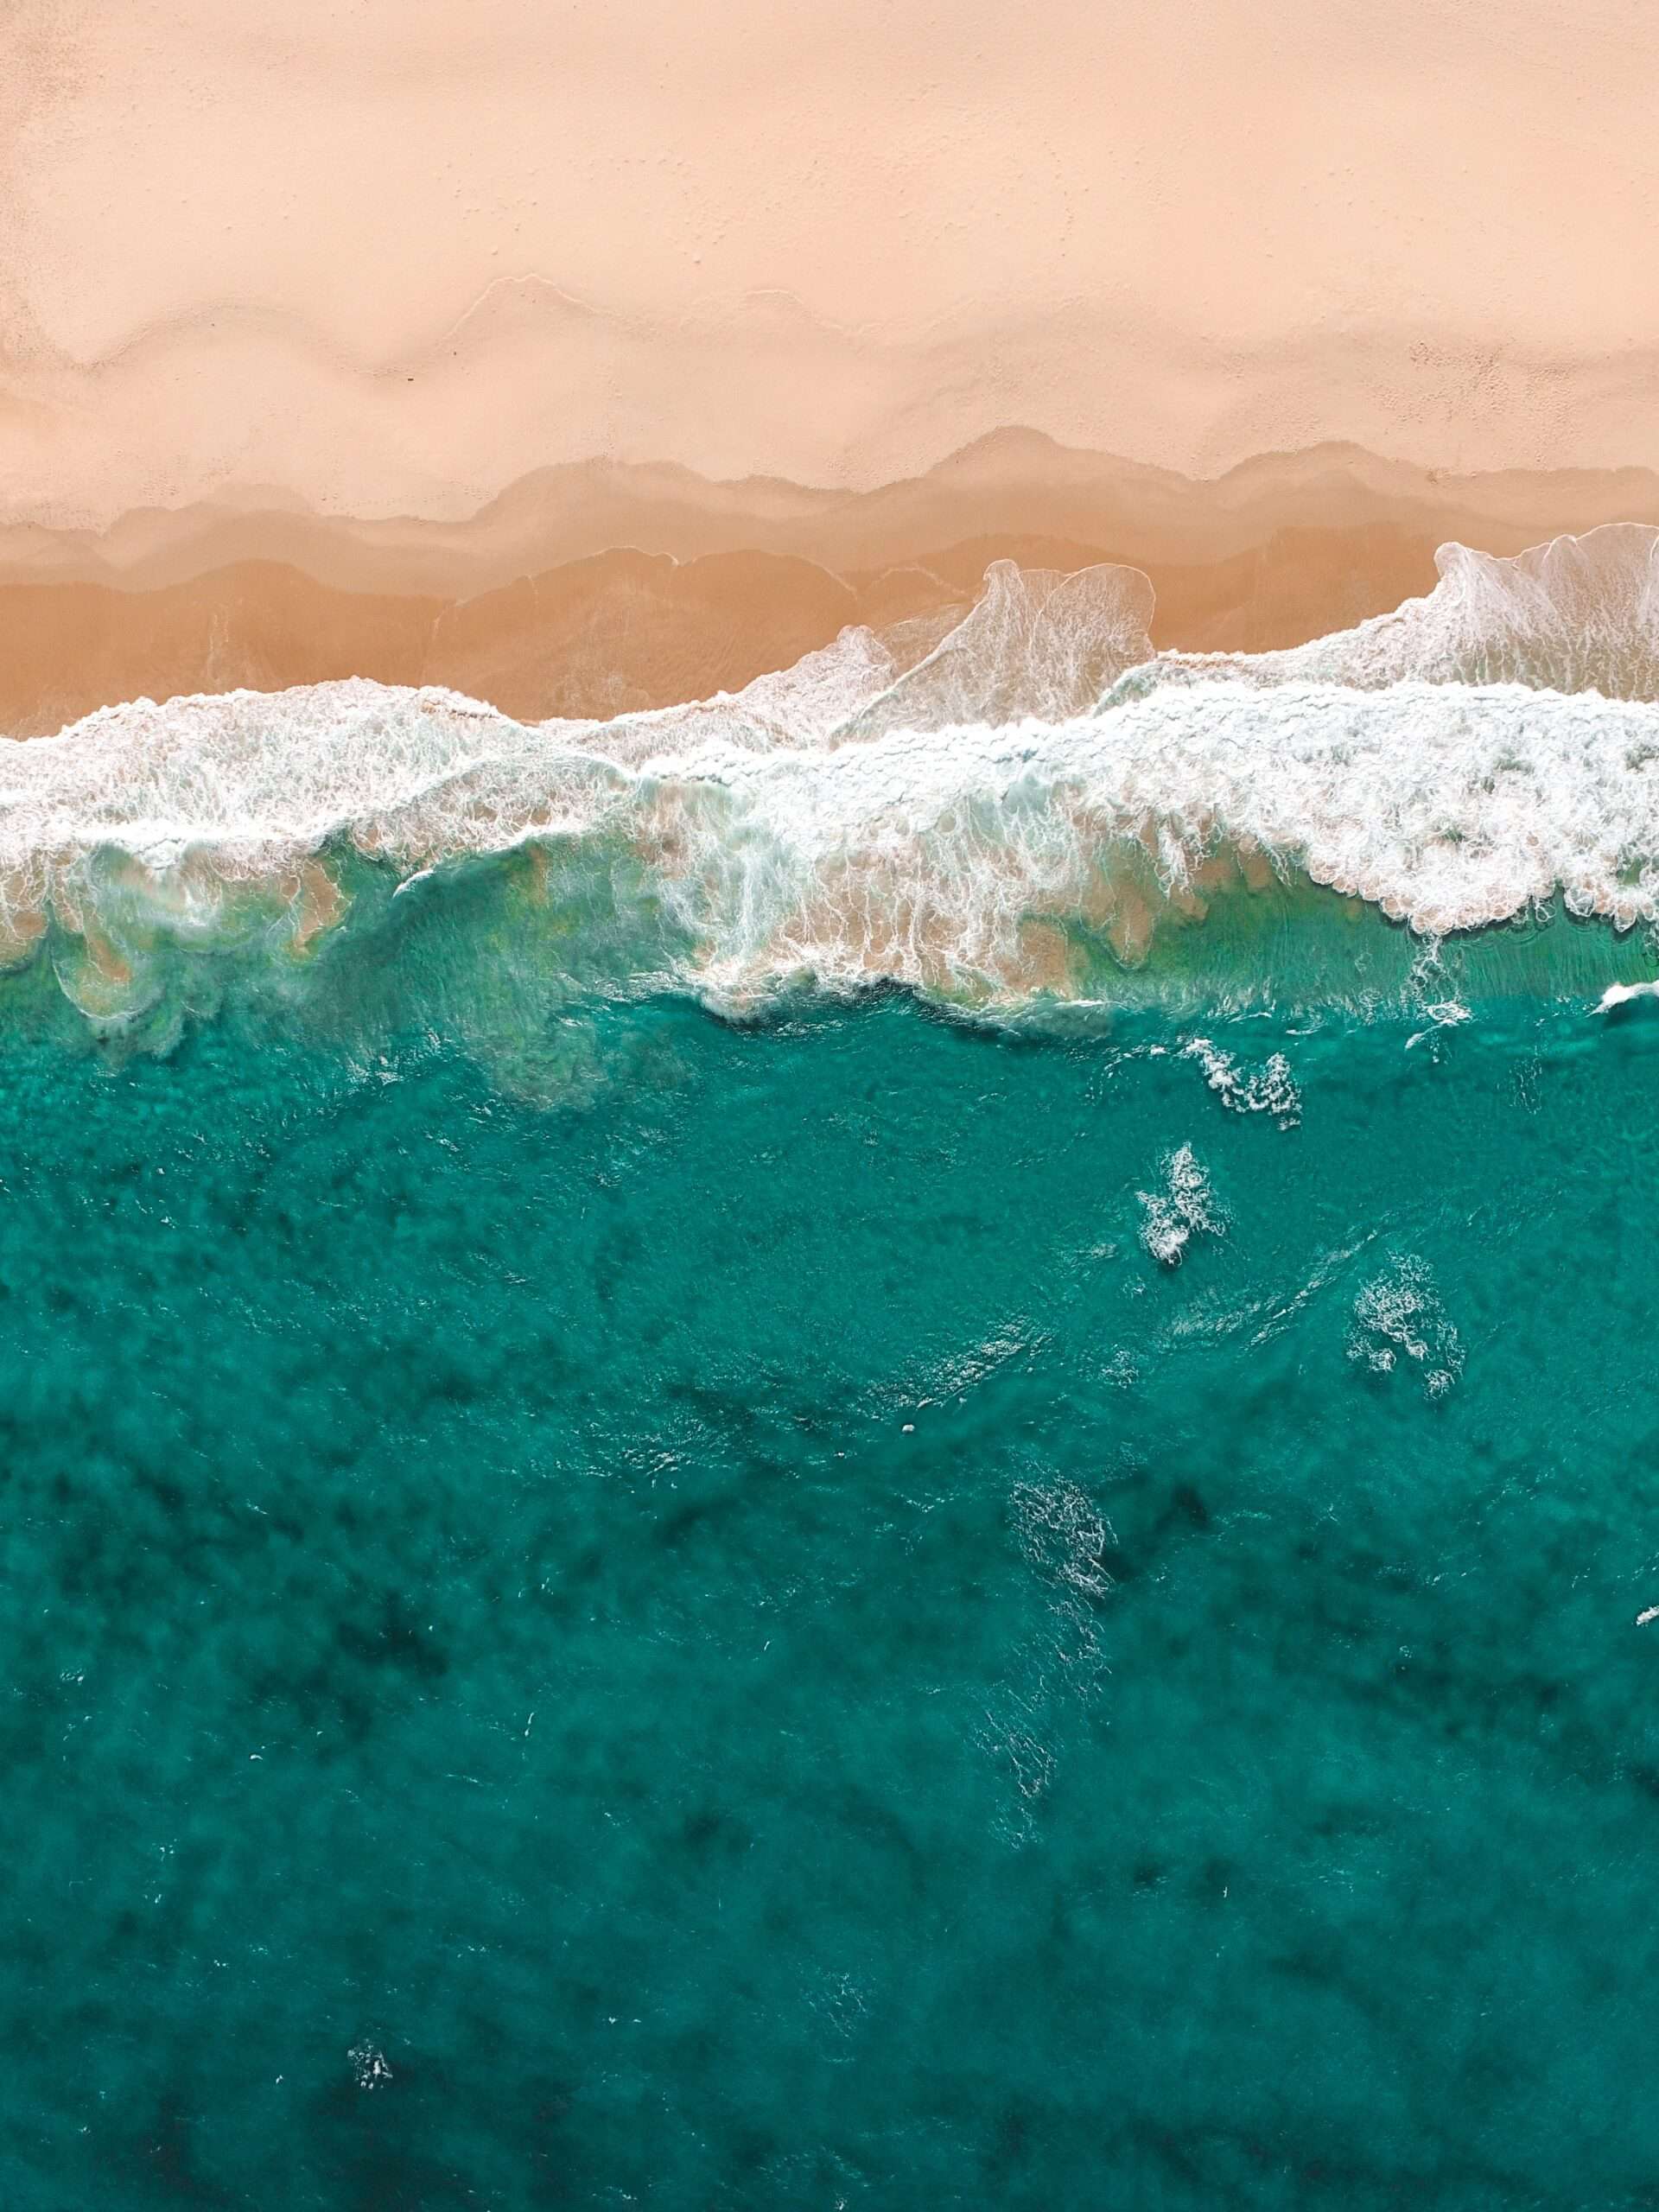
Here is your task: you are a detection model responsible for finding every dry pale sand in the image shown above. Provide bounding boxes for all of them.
[9,0,1659,518]
[5,2,1659,729]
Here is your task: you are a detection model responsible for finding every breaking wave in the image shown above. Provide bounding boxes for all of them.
[7,527,1659,1033]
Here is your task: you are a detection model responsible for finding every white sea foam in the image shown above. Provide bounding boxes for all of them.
[10,672,1659,1009]
[1138,1145,1224,1266]
[1405,1000,1473,1049]
[10,537,1659,1018]
[1182,1039,1300,1127]
[1348,1256,1464,1398]
[1140,524,1659,701]
[1011,1476,1117,1600]
[533,558,1154,767]
[832,560,1154,743]
[347,2043,392,2090]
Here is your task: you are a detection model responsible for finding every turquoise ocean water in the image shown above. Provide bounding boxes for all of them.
[7,924,1659,2209]
[12,538,1659,2205]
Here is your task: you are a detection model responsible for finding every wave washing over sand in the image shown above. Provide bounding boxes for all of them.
[1138,524,1659,699]
[9,531,1659,1027]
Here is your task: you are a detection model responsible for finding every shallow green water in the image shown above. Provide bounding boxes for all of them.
[7,974,1659,2209]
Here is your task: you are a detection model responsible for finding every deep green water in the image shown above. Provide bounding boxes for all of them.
[7,971,1659,2209]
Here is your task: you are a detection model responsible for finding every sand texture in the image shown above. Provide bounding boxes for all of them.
[5,2,1659,730]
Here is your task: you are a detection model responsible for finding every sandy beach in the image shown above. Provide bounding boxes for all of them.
[5,0,1659,730]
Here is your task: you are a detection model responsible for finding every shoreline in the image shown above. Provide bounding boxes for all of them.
[7,436,1659,738]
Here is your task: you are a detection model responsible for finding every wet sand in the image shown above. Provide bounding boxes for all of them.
[5,442,1657,736]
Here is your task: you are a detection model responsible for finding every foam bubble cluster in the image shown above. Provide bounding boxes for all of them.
[1138,1145,1225,1266]
[1348,1256,1464,1399]
[1182,1039,1301,1128]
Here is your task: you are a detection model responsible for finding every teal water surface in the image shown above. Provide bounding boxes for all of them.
[6,980,1659,2209]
